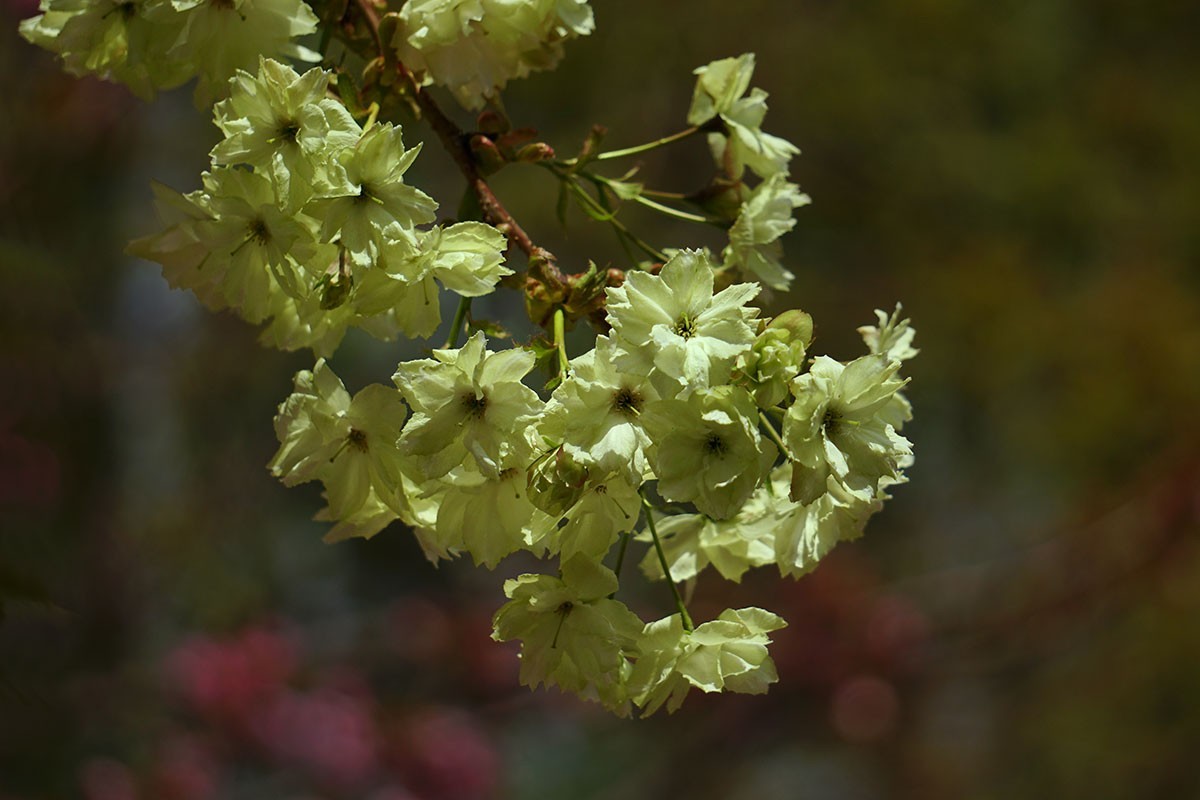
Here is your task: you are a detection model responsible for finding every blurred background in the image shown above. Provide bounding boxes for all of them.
[2,0,1199,797]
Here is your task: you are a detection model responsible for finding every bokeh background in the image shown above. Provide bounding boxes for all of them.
[2,0,1199,798]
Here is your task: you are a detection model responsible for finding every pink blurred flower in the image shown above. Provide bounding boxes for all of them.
[148,735,222,800]
[250,685,381,791]
[387,707,499,800]
[165,626,296,726]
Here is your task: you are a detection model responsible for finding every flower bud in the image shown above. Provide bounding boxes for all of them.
[515,142,555,163]
[742,310,813,408]
[527,448,589,516]
[476,109,510,136]
[318,271,353,310]
[469,134,507,175]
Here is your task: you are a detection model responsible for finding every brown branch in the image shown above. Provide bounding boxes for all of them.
[347,0,555,267]
[351,0,384,59]
[408,83,549,266]
[335,2,620,328]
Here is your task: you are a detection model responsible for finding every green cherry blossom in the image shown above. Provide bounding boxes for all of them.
[637,473,783,584]
[784,354,912,503]
[629,607,787,716]
[687,53,799,180]
[605,249,760,396]
[738,309,814,409]
[538,475,641,562]
[211,58,361,209]
[312,124,438,265]
[19,0,188,99]
[642,385,775,520]
[538,335,659,485]
[774,470,882,580]
[269,360,412,523]
[395,0,595,109]
[167,0,320,107]
[723,174,810,291]
[859,303,919,364]
[426,462,545,567]
[492,554,643,715]
[393,332,542,479]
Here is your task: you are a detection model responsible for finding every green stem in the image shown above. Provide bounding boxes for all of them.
[608,531,632,599]
[362,101,380,131]
[631,193,719,224]
[559,172,667,262]
[582,173,640,268]
[444,296,471,348]
[759,411,789,459]
[553,307,570,375]
[580,174,669,265]
[641,188,689,201]
[579,170,725,226]
[588,126,703,162]
[613,531,631,576]
[317,19,334,58]
[640,490,694,632]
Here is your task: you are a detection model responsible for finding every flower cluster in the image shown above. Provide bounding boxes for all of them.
[267,245,916,716]
[128,58,511,356]
[134,51,913,718]
[685,53,810,292]
[20,0,319,105]
[21,0,918,717]
[394,0,595,109]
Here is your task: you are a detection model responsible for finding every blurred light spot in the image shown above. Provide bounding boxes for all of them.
[0,431,61,508]
[80,758,138,800]
[865,593,930,669]
[387,596,452,663]
[830,675,899,743]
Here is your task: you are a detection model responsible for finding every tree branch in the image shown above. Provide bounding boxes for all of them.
[407,82,550,268]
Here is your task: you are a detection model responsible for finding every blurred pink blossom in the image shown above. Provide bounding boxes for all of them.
[387,707,500,800]
[165,626,296,726]
[148,735,221,800]
[250,685,381,791]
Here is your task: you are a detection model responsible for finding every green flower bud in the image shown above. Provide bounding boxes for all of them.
[469,134,507,175]
[527,447,590,517]
[742,310,813,409]
[515,142,556,163]
[317,270,352,310]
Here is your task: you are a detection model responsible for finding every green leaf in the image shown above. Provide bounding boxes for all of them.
[606,179,644,201]
[467,316,511,339]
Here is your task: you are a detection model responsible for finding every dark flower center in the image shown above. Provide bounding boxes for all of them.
[461,392,488,419]
[347,428,369,453]
[354,183,376,204]
[278,120,301,143]
[611,386,643,417]
[703,432,727,456]
[247,217,270,244]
